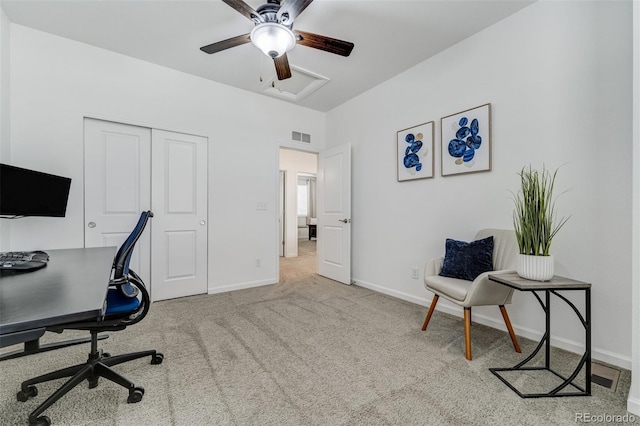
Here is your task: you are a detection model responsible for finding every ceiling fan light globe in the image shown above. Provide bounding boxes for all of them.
[250,22,295,58]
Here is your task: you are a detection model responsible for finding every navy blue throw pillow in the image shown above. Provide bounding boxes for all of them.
[439,236,494,281]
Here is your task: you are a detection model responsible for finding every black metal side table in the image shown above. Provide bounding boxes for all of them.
[488,273,591,398]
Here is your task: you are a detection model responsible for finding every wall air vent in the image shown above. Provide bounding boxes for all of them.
[292,131,311,144]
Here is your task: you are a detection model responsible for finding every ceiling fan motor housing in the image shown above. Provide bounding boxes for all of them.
[256,0,292,27]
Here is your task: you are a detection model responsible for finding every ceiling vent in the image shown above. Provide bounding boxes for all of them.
[262,65,329,102]
[292,131,311,144]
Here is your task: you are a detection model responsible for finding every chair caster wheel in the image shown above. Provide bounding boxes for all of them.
[88,378,99,389]
[103,352,111,358]
[127,387,144,403]
[151,353,164,365]
[17,385,38,402]
[29,415,51,426]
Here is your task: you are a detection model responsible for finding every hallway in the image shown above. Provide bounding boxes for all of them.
[279,239,317,283]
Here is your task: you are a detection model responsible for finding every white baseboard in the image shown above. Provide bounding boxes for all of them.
[353,278,632,370]
[354,278,432,307]
[208,278,276,295]
[628,395,640,416]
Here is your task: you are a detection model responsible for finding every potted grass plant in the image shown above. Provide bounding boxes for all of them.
[512,165,570,281]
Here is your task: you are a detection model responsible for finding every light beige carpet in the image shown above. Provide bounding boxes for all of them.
[0,240,632,425]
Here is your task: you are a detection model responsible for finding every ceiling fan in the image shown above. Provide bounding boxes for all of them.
[200,0,354,81]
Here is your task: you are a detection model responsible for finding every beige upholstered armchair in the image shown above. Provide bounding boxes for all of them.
[421,229,521,360]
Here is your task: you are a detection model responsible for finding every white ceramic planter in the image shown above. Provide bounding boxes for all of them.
[516,254,554,281]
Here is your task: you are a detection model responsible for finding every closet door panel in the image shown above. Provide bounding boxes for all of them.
[84,118,151,283]
[151,129,208,301]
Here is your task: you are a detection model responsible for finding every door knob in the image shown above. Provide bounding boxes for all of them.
[88,222,96,228]
[338,218,351,223]
[200,220,206,226]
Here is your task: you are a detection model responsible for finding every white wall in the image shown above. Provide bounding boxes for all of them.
[627,0,640,416]
[327,1,633,368]
[6,24,326,293]
[279,148,317,257]
[0,7,9,161]
[0,7,10,250]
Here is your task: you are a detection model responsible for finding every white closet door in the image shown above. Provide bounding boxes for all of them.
[151,129,208,301]
[84,118,151,283]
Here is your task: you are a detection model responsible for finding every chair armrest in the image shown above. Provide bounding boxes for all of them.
[424,257,444,278]
[465,269,517,306]
[115,273,150,326]
[109,276,129,286]
[109,270,141,298]
[479,268,516,279]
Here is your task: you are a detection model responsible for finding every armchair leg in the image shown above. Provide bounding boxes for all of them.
[499,305,521,353]
[421,295,439,331]
[464,307,472,360]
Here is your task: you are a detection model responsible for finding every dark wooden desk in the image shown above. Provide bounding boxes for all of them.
[488,273,591,398]
[0,247,115,349]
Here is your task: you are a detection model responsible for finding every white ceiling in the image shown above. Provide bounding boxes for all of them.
[1,0,534,112]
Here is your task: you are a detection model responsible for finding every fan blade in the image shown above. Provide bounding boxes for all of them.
[294,30,354,57]
[274,54,292,80]
[222,0,264,23]
[200,33,251,54]
[277,0,314,23]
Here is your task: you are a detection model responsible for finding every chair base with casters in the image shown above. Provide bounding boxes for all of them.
[421,229,523,361]
[17,330,163,426]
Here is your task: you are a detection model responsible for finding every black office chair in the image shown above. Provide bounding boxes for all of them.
[16,211,163,426]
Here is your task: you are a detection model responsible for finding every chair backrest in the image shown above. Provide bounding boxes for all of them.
[113,211,153,296]
[474,228,517,271]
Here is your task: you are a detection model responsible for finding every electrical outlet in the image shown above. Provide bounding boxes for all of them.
[412,267,419,279]
[255,257,262,267]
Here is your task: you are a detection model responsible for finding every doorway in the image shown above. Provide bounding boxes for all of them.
[278,148,318,264]
[278,144,352,285]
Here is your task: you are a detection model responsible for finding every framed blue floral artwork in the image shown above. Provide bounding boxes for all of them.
[397,121,434,181]
[441,103,491,176]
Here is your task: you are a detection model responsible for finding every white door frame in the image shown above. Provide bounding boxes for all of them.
[275,145,350,283]
[279,170,286,257]
[276,146,319,279]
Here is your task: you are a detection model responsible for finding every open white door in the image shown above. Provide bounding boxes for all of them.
[317,143,351,284]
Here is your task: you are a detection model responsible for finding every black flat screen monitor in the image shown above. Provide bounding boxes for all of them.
[0,163,72,217]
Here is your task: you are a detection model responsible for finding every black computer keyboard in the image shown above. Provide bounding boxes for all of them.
[0,251,49,272]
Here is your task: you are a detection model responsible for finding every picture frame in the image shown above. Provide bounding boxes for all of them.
[440,103,491,176]
[396,121,434,181]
